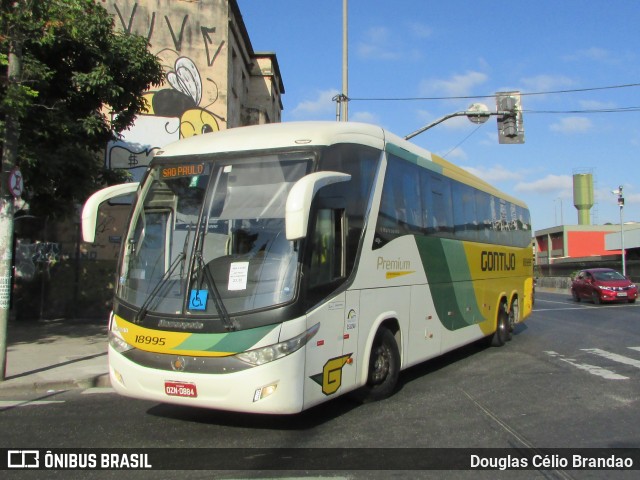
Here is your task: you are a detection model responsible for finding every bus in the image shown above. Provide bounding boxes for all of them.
[82,121,534,414]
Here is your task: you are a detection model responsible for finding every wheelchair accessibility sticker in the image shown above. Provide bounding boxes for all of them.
[189,290,208,311]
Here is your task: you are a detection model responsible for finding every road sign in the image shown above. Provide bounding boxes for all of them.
[8,167,23,198]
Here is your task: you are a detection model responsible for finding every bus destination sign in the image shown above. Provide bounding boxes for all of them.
[161,164,205,179]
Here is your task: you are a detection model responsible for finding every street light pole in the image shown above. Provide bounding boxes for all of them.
[619,188,626,277]
[404,97,524,143]
[404,104,493,140]
[333,0,349,121]
[613,186,626,277]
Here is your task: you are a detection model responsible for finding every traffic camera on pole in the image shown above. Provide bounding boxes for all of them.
[496,91,524,144]
[404,91,525,144]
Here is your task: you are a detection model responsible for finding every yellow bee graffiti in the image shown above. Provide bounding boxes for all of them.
[142,57,220,138]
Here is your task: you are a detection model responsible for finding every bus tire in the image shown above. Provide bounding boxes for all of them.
[491,303,510,347]
[360,327,400,402]
[508,297,518,340]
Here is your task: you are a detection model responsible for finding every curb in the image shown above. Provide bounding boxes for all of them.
[0,373,111,395]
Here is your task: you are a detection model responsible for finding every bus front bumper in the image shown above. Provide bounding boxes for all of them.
[107,345,306,414]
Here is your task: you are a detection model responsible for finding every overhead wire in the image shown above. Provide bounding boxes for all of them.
[441,123,484,159]
[348,82,640,102]
[359,82,640,153]
[524,107,640,114]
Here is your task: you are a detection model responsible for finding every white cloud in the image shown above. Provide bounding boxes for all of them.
[356,24,425,61]
[626,193,640,204]
[519,74,575,92]
[563,47,615,62]
[550,117,593,134]
[515,174,573,194]
[579,100,617,110]
[415,109,433,121]
[349,110,380,125]
[479,131,499,146]
[442,147,468,161]
[420,71,488,97]
[290,89,339,120]
[461,164,523,183]
[356,26,403,61]
[408,22,432,39]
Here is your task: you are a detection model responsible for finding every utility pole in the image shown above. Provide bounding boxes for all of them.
[341,0,348,121]
[0,27,23,381]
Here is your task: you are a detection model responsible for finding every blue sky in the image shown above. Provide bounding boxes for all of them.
[237,1,640,230]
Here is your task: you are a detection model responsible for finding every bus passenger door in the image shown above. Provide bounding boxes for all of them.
[304,293,350,409]
[302,206,355,408]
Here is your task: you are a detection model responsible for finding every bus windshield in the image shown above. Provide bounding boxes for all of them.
[117,153,313,318]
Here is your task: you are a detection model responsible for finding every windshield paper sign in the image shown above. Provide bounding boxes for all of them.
[228,262,249,291]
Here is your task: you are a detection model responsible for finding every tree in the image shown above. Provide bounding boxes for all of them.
[0,0,164,218]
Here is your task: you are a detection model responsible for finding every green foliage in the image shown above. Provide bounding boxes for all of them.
[0,0,164,218]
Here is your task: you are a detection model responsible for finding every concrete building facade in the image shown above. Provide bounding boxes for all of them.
[87,0,284,261]
[102,0,284,183]
[535,224,623,266]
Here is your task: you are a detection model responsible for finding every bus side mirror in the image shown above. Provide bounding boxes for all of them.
[285,172,351,240]
[81,182,140,243]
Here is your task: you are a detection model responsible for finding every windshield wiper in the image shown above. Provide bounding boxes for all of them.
[134,225,192,323]
[195,252,236,331]
[134,251,185,323]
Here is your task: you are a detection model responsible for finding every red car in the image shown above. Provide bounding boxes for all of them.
[571,268,638,304]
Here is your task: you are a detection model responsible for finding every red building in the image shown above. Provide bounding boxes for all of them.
[535,225,622,265]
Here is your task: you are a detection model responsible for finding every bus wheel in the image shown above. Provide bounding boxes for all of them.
[361,328,400,402]
[491,303,510,347]
[508,298,518,340]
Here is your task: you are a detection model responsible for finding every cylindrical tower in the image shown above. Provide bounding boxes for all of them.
[573,173,594,225]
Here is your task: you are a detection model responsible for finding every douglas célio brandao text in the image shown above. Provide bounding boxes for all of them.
[470,453,634,470]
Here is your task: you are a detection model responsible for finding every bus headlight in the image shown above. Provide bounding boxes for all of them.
[109,331,134,353]
[236,323,320,366]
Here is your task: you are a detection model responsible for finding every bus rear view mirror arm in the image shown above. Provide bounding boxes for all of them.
[285,172,351,240]
[82,182,140,243]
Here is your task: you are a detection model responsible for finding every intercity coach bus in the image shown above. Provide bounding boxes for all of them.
[82,121,534,414]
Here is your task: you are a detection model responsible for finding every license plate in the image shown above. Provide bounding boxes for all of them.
[164,381,198,398]
[617,292,628,297]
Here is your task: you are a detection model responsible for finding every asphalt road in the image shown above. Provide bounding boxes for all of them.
[2,290,640,479]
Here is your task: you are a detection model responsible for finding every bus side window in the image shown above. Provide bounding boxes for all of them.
[425,172,453,236]
[129,210,171,283]
[309,208,345,290]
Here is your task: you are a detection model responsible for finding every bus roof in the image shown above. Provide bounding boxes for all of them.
[154,121,527,209]
[155,121,387,157]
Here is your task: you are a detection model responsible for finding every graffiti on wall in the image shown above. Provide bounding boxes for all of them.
[15,241,61,281]
[142,56,221,138]
[106,2,227,182]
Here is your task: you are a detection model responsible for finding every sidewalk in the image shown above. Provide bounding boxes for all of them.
[0,316,111,394]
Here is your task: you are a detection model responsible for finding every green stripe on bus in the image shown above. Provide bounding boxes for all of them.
[415,236,484,330]
[175,324,278,354]
[385,143,441,173]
